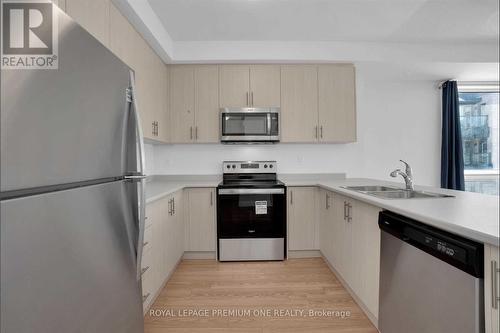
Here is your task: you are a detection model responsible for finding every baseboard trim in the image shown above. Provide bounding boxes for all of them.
[183,251,216,259]
[319,251,379,330]
[288,250,322,258]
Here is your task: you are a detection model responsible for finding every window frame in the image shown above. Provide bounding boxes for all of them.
[457,83,499,195]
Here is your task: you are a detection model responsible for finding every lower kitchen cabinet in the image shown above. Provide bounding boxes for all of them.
[287,187,319,250]
[142,190,184,312]
[322,192,381,322]
[184,188,216,252]
[318,188,335,260]
[485,244,500,333]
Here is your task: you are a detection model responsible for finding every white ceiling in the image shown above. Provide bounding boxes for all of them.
[147,0,499,43]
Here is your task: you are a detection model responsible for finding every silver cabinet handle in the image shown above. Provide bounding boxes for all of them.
[343,201,347,220]
[325,193,330,209]
[156,121,159,136]
[143,241,149,247]
[142,293,150,303]
[347,203,353,222]
[152,121,155,136]
[210,191,213,206]
[320,126,323,139]
[246,92,249,106]
[315,126,318,139]
[168,198,172,215]
[290,190,293,205]
[172,198,175,215]
[492,260,500,309]
[190,126,193,140]
[251,91,254,106]
[141,266,149,276]
[195,126,198,140]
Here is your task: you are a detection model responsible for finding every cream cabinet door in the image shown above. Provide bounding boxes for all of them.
[136,39,156,140]
[194,65,219,143]
[109,3,135,67]
[318,64,356,143]
[318,189,335,262]
[172,190,185,260]
[185,188,216,252]
[250,65,280,107]
[287,187,318,250]
[485,244,500,333]
[350,199,381,318]
[219,65,250,107]
[170,66,195,143]
[281,65,319,142]
[158,65,170,143]
[66,0,110,47]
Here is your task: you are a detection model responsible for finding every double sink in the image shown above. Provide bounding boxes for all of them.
[342,185,454,199]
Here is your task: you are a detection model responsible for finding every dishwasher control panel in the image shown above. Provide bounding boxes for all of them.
[379,210,484,278]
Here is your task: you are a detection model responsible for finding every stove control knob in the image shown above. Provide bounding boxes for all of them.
[269,164,274,168]
[232,164,236,169]
[264,164,268,168]
[226,165,231,169]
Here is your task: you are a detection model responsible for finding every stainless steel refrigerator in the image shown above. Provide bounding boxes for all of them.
[1,6,146,333]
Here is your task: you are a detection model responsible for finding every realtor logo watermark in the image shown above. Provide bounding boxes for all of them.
[1,0,58,69]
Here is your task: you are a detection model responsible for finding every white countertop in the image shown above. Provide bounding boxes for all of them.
[145,174,499,246]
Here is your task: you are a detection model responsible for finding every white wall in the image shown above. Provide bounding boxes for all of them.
[145,63,442,186]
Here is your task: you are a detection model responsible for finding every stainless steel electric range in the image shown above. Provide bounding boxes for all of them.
[217,161,286,261]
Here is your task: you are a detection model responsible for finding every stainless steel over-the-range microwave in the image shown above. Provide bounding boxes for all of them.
[220,107,280,143]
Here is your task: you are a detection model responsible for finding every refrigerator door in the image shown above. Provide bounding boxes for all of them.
[0,180,144,333]
[1,8,133,192]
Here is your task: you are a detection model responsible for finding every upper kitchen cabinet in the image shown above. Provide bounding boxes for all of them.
[170,66,195,143]
[219,65,280,107]
[194,66,220,142]
[219,65,250,107]
[170,65,219,143]
[318,65,357,143]
[281,65,319,143]
[65,0,110,47]
[109,3,136,67]
[250,65,281,107]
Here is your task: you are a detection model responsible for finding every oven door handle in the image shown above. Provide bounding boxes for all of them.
[218,188,285,195]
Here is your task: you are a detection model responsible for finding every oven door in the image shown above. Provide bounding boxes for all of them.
[220,109,279,142]
[217,188,285,238]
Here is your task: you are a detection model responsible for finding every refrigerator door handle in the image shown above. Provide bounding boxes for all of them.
[128,71,147,281]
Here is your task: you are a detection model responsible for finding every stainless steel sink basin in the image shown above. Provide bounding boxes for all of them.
[341,185,401,192]
[367,190,454,199]
[342,185,454,199]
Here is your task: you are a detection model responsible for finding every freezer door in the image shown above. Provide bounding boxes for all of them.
[0,181,143,333]
[0,8,134,192]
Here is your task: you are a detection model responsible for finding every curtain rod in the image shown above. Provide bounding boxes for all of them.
[437,80,499,89]
[437,79,456,89]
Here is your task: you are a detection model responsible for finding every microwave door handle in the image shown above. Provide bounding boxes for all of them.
[267,113,271,137]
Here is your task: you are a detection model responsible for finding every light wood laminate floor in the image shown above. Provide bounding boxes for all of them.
[144,258,378,333]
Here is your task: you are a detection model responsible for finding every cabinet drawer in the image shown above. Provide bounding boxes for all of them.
[141,247,154,272]
[143,224,153,254]
[141,266,154,309]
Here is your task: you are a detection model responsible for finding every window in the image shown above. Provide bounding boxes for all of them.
[458,84,499,196]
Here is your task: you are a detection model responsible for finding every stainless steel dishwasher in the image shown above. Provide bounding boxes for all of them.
[378,211,484,333]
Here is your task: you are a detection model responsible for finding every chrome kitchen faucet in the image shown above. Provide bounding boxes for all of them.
[390,160,414,191]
